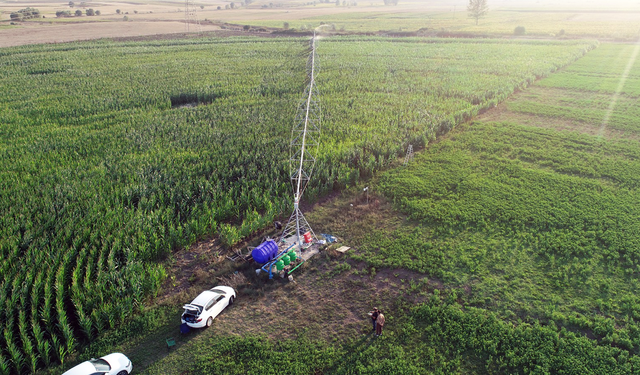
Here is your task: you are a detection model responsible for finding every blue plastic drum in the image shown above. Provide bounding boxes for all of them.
[251,240,278,264]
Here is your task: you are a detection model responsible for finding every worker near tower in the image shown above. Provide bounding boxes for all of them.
[376,310,385,337]
[368,307,379,332]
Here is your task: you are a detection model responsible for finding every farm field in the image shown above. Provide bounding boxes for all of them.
[483,43,640,138]
[1,0,640,47]
[0,35,597,374]
[239,9,640,39]
[353,43,640,371]
[40,44,640,374]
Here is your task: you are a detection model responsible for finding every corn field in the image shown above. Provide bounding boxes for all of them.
[0,36,597,374]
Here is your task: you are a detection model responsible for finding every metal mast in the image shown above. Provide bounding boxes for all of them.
[184,0,201,33]
[281,31,322,250]
[403,144,414,165]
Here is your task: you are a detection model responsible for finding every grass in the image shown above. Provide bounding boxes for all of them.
[350,42,640,362]
[375,121,640,329]
[482,44,640,137]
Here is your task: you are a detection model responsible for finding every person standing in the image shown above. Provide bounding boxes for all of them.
[376,310,385,337]
[369,307,379,332]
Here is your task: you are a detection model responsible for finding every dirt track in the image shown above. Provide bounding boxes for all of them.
[0,21,220,47]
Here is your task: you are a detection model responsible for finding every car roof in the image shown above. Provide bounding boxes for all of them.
[211,286,233,294]
[101,353,127,368]
[190,290,218,306]
[61,361,97,375]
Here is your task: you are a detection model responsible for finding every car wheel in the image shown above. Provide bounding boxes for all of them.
[229,296,235,306]
[206,317,213,327]
[116,371,128,375]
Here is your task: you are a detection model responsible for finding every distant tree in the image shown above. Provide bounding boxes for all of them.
[123,15,128,21]
[243,24,250,30]
[335,0,339,5]
[283,22,289,29]
[95,9,100,15]
[467,0,488,25]
[116,9,121,14]
[230,2,235,8]
[75,9,82,16]
[200,5,204,9]
[133,10,138,13]
[514,26,525,35]
[225,4,229,9]
[217,6,221,9]
[68,1,74,7]
[383,0,398,5]
[10,7,41,20]
[86,8,94,15]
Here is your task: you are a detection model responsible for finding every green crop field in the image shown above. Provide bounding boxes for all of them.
[505,44,640,135]
[0,36,597,374]
[341,43,640,372]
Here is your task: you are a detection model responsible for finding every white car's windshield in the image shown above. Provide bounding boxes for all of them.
[89,358,111,371]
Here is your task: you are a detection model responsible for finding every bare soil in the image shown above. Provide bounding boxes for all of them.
[0,21,221,47]
[123,189,434,374]
[156,189,430,340]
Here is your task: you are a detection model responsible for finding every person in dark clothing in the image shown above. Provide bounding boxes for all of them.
[368,307,379,332]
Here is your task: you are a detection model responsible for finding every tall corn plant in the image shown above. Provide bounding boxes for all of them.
[18,310,39,374]
[4,317,24,374]
[0,354,9,375]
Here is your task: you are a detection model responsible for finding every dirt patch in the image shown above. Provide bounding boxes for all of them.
[153,187,431,346]
[205,259,431,342]
[0,21,221,48]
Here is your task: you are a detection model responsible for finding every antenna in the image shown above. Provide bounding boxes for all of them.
[280,31,322,250]
[184,0,201,33]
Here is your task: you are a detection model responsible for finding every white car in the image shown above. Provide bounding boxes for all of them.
[181,286,236,328]
[62,352,132,375]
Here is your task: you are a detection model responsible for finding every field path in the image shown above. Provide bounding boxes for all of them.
[0,21,220,47]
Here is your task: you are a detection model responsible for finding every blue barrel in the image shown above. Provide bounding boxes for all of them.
[251,240,278,264]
